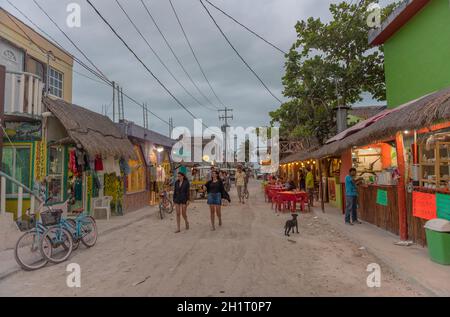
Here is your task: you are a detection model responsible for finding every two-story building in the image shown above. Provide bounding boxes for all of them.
[1,8,74,218]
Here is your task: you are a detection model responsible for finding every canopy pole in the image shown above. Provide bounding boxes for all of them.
[319,158,325,212]
[395,132,408,241]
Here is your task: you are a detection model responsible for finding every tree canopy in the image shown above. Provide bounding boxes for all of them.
[270,0,396,146]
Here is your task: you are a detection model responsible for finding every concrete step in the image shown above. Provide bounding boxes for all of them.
[0,213,21,252]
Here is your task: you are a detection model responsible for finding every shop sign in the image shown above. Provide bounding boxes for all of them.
[376,189,388,206]
[412,191,437,220]
[4,121,42,141]
[436,193,450,221]
[34,138,47,181]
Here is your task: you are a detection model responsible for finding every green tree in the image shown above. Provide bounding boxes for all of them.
[270,0,396,145]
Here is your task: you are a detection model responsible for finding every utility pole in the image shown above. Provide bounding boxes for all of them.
[143,103,149,129]
[334,78,349,134]
[120,87,125,122]
[218,107,233,168]
[112,81,116,122]
[169,117,174,137]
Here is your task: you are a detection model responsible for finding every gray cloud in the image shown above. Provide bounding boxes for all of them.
[2,0,380,134]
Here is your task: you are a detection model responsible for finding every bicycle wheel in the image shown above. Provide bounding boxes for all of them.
[40,227,73,264]
[65,219,80,251]
[14,230,50,271]
[80,216,98,248]
[158,203,165,219]
[164,200,174,214]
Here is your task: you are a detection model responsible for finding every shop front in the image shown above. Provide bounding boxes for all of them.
[1,120,46,219]
[405,125,450,245]
[44,98,135,217]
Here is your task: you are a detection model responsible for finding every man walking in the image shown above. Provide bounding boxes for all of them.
[305,167,314,207]
[345,168,363,225]
[235,166,246,204]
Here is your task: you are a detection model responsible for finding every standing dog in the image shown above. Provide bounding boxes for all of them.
[284,214,299,236]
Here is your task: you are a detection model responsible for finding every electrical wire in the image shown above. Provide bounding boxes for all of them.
[33,0,110,83]
[140,0,222,111]
[115,0,216,112]
[199,0,283,104]
[85,0,209,128]
[5,1,171,127]
[203,0,288,55]
[169,0,224,108]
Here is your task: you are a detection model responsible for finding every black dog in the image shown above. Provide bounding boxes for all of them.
[284,214,299,236]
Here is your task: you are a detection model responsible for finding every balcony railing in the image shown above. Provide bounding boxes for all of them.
[5,71,44,118]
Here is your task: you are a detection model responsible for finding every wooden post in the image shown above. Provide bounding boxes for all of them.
[0,65,5,169]
[395,132,408,241]
[319,158,325,212]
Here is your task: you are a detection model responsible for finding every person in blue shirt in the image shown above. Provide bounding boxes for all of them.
[345,168,363,225]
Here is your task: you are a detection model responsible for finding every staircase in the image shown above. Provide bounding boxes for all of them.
[0,171,43,251]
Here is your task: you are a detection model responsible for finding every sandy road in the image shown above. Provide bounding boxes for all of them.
[0,180,423,296]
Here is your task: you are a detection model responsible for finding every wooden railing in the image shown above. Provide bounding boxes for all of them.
[4,71,44,117]
[0,171,43,219]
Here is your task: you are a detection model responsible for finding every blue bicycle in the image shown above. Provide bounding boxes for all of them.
[39,210,97,264]
[14,199,54,271]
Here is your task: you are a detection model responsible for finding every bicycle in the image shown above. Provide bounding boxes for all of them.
[63,211,98,250]
[39,207,98,264]
[14,203,53,271]
[159,189,174,219]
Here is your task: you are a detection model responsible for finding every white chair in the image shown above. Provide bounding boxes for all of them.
[92,196,112,220]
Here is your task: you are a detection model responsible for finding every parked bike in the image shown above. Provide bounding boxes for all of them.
[159,190,174,219]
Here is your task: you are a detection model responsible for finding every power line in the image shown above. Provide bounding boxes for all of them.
[114,0,216,112]
[4,1,171,128]
[5,0,112,85]
[85,0,209,128]
[203,0,288,55]
[169,0,224,108]
[140,0,221,110]
[199,0,283,104]
[33,0,110,83]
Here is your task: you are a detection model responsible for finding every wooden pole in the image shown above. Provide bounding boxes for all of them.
[112,81,116,123]
[0,65,5,169]
[319,158,325,212]
[395,132,408,241]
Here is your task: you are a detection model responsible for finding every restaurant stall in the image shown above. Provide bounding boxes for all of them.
[309,87,450,244]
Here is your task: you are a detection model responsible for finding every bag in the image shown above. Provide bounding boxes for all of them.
[221,189,231,203]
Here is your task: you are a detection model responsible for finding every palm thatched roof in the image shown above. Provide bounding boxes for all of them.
[44,97,135,159]
[311,87,450,158]
[280,149,317,164]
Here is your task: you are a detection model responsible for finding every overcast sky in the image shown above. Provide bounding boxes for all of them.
[2,0,386,136]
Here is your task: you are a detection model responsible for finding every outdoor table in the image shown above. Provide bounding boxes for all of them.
[275,191,309,212]
[265,186,286,202]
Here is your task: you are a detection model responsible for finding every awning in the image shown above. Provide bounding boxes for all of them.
[44,97,135,159]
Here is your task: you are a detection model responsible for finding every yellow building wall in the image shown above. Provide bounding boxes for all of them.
[0,8,73,102]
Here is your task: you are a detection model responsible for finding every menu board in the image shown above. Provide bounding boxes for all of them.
[376,189,388,206]
[436,193,450,221]
[413,191,437,220]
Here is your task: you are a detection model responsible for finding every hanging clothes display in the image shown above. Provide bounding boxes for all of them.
[75,148,85,171]
[69,149,78,175]
[120,158,130,175]
[156,165,166,182]
[95,155,104,171]
[103,156,121,176]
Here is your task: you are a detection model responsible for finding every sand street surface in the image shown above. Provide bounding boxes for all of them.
[0,180,423,296]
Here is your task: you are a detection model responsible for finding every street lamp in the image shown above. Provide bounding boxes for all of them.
[156,146,164,153]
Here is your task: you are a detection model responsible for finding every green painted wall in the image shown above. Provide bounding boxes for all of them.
[384,0,450,107]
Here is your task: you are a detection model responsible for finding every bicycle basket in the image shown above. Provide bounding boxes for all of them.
[40,210,63,226]
[15,216,36,232]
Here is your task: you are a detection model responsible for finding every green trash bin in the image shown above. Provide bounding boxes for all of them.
[424,219,450,265]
